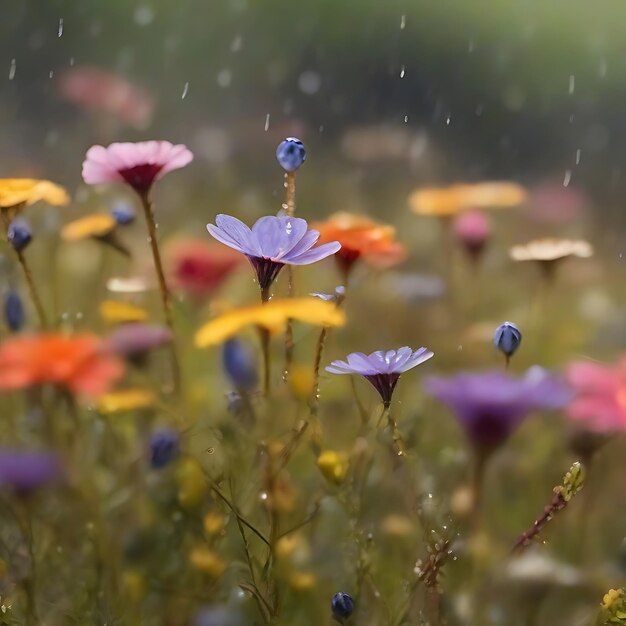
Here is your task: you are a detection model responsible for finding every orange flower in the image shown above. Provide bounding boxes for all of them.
[314,212,406,275]
[166,239,245,300]
[0,334,124,396]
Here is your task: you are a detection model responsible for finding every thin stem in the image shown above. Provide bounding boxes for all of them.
[17,506,38,626]
[470,448,490,530]
[137,191,180,393]
[16,249,48,329]
[283,171,296,382]
[308,326,328,417]
[383,404,407,457]
[260,285,272,396]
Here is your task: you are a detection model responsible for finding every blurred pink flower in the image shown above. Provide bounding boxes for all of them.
[566,360,626,433]
[453,210,490,259]
[82,141,193,194]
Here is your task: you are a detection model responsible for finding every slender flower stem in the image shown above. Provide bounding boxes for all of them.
[512,490,567,552]
[470,448,490,529]
[137,191,180,393]
[15,249,48,329]
[382,404,407,457]
[1,211,48,329]
[260,285,272,395]
[16,505,38,626]
[283,171,297,382]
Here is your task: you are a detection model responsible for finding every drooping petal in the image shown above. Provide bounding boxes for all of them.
[283,241,341,265]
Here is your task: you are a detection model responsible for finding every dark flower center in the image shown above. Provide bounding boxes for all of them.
[363,373,400,408]
[246,256,285,292]
[465,410,520,450]
[119,163,164,193]
[335,248,361,277]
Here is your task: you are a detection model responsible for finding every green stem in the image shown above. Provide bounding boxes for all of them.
[283,171,296,382]
[16,249,48,329]
[138,191,180,394]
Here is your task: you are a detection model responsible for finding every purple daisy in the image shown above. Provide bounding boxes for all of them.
[424,367,571,452]
[0,449,63,495]
[326,346,434,407]
[207,214,341,298]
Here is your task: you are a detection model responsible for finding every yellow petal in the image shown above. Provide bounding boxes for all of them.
[61,213,117,241]
[0,178,70,209]
[316,450,349,485]
[97,389,156,414]
[195,297,346,347]
[100,300,148,323]
[176,458,206,509]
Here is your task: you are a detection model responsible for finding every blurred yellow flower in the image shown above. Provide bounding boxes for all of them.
[0,178,70,210]
[409,181,526,217]
[195,297,346,347]
[203,511,226,535]
[189,546,226,578]
[176,458,206,509]
[288,363,315,400]
[96,389,156,414]
[380,514,414,537]
[316,450,349,485]
[100,300,149,323]
[121,569,145,603]
[509,238,593,262]
[61,213,117,241]
[288,571,317,590]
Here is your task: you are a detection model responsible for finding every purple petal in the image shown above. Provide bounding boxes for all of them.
[213,215,260,255]
[206,223,248,254]
[284,241,341,265]
[398,347,434,373]
[325,360,354,374]
[346,352,379,374]
[283,230,320,260]
[253,216,309,260]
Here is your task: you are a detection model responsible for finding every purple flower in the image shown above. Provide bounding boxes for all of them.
[424,367,571,451]
[0,449,63,494]
[326,346,434,407]
[105,323,172,360]
[207,215,341,294]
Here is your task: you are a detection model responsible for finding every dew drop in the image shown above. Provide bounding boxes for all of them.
[563,170,572,187]
[181,81,189,99]
[400,14,406,29]
[264,113,270,132]
[8,59,16,80]
[399,65,405,79]
[58,18,64,37]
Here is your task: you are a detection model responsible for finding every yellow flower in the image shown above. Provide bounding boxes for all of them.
[288,571,317,590]
[602,588,624,610]
[189,546,226,578]
[195,297,346,347]
[509,238,593,262]
[380,514,414,537]
[203,511,226,535]
[176,458,206,509]
[61,214,117,241]
[288,363,315,400]
[0,178,70,210]
[121,569,145,603]
[96,389,156,414]
[99,300,149,323]
[316,450,349,485]
[409,181,526,217]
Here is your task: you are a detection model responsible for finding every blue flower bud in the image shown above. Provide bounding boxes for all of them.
[149,428,179,469]
[331,592,354,622]
[493,321,522,358]
[7,220,32,252]
[4,291,24,332]
[111,202,136,225]
[222,338,258,391]
[276,137,306,172]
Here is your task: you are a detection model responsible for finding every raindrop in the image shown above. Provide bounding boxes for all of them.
[575,148,581,165]
[58,18,64,37]
[404,115,409,123]
[181,81,189,99]
[8,59,16,80]
[231,35,242,52]
[399,65,406,79]
[599,59,608,77]
[264,113,270,132]
[568,74,575,95]
[446,115,451,125]
[468,40,475,53]
[134,5,155,26]
[563,170,572,187]
[69,57,75,66]
[260,492,268,501]
[400,14,406,29]
[217,69,232,88]
[49,70,54,79]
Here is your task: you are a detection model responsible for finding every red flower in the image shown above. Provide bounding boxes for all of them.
[166,239,244,300]
[0,334,124,397]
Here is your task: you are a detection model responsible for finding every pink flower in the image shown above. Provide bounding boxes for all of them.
[453,210,490,259]
[82,141,193,194]
[566,359,626,433]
